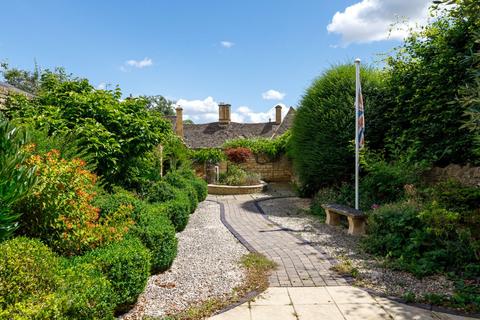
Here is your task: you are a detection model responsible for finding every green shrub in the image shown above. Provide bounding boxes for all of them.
[80,237,151,311]
[360,154,427,210]
[133,206,178,273]
[185,183,199,212]
[219,164,260,186]
[55,261,116,319]
[190,148,226,164]
[191,178,208,202]
[363,201,479,277]
[93,187,145,220]
[426,179,480,213]
[289,64,385,195]
[383,0,479,165]
[0,237,118,319]
[223,131,291,159]
[0,120,37,241]
[164,171,190,189]
[146,180,177,203]
[160,193,191,232]
[0,237,60,308]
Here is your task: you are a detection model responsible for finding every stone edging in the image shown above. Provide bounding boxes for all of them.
[253,196,480,319]
[207,181,267,195]
[205,199,263,316]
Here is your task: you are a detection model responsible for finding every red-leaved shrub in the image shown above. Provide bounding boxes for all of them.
[224,147,252,163]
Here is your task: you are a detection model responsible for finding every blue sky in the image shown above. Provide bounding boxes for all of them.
[0,0,430,123]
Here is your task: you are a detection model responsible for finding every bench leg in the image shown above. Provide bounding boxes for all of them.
[348,217,365,235]
[325,210,341,226]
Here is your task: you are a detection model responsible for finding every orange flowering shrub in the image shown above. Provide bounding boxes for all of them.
[17,150,134,256]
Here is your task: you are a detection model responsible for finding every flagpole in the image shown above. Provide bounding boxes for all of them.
[354,58,361,210]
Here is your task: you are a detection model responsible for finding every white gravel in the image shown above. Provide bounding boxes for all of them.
[258,197,455,299]
[120,200,248,319]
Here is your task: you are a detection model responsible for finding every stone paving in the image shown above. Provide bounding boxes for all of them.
[208,188,476,320]
[210,287,475,320]
[212,194,347,287]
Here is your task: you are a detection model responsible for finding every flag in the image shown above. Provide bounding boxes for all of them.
[356,79,365,149]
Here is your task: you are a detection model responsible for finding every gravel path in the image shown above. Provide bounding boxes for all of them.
[258,197,455,299]
[120,200,248,319]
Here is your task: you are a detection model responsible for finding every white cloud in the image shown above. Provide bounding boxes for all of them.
[220,41,235,48]
[121,57,153,71]
[327,0,431,45]
[262,89,286,101]
[176,97,288,124]
[96,82,106,90]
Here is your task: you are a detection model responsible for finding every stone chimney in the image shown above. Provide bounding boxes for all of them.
[175,106,184,138]
[218,102,231,124]
[275,105,282,125]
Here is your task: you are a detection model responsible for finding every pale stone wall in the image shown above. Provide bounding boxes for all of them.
[425,164,480,187]
[238,153,293,182]
[194,154,293,183]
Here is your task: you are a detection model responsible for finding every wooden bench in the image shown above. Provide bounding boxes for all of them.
[321,204,366,235]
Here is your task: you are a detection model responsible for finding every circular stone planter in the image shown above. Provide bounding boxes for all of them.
[208,181,267,195]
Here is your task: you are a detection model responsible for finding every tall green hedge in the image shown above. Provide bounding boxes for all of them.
[383,0,479,165]
[289,64,385,195]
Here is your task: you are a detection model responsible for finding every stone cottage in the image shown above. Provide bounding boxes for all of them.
[169,103,296,182]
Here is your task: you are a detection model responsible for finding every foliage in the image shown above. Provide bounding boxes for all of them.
[225,147,252,163]
[119,148,163,195]
[0,237,60,308]
[146,180,178,203]
[223,130,291,159]
[93,187,145,221]
[359,152,428,210]
[0,120,37,241]
[79,237,151,311]
[17,150,134,256]
[0,237,117,319]
[54,261,116,319]
[382,0,480,165]
[190,147,226,164]
[5,72,172,186]
[133,205,178,273]
[164,171,198,212]
[363,201,479,278]
[158,194,192,232]
[219,164,261,186]
[0,61,41,94]
[143,95,176,116]
[191,178,208,202]
[289,64,385,195]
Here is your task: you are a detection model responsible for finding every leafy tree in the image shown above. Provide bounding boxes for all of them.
[143,95,175,116]
[289,64,385,195]
[383,0,480,165]
[0,62,71,94]
[6,72,172,186]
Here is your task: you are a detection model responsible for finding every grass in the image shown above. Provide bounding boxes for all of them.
[330,256,360,279]
[162,252,277,320]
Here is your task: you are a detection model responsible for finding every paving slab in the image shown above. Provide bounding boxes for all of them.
[250,305,297,320]
[287,287,334,305]
[295,304,345,320]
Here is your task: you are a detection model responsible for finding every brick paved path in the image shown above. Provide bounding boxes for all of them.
[210,194,348,287]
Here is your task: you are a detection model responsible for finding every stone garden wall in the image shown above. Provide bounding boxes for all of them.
[194,153,293,183]
[424,164,480,187]
[238,153,293,182]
